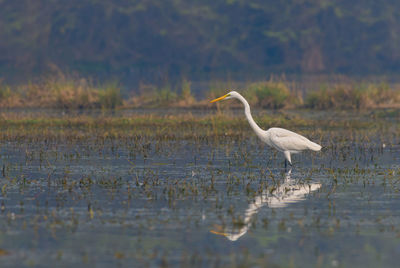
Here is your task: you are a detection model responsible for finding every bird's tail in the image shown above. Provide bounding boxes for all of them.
[308,141,322,151]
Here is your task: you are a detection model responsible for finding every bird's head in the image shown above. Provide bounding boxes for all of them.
[210,91,240,103]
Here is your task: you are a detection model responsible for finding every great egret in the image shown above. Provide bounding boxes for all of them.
[211,91,321,167]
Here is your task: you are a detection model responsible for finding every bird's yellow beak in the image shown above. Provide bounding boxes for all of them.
[210,230,228,237]
[210,224,228,237]
[210,94,229,103]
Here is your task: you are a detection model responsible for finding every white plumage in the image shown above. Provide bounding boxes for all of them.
[211,91,321,166]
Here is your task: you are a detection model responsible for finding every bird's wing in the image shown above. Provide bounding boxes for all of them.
[268,128,315,152]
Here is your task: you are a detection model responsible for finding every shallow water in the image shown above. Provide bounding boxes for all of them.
[0,110,399,267]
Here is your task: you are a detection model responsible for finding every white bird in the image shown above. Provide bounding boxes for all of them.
[211,91,321,167]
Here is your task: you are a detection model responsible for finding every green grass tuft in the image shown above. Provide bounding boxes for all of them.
[98,82,123,109]
[245,81,300,109]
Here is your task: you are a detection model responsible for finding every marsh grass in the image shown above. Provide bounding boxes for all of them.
[129,79,200,108]
[0,80,19,107]
[128,80,197,108]
[2,75,400,110]
[0,110,386,144]
[0,81,12,101]
[98,82,123,109]
[244,81,302,109]
[305,83,400,109]
[41,75,99,109]
[177,79,196,107]
[0,74,123,109]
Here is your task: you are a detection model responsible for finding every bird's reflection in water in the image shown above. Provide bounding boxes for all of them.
[211,169,321,241]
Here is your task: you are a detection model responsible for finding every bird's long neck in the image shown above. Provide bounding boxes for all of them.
[237,94,264,136]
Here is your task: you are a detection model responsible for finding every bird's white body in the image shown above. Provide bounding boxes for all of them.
[211,91,321,165]
[261,127,321,164]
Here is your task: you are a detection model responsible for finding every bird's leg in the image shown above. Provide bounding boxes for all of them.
[283,151,292,171]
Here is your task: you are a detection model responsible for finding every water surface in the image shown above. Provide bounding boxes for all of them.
[0,110,399,267]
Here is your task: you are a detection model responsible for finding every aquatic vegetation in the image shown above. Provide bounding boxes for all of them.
[0,110,385,144]
[0,109,398,267]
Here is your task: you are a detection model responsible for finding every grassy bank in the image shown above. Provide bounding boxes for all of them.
[305,83,400,109]
[0,109,396,144]
[1,75,400,110]
[0,112,312,141]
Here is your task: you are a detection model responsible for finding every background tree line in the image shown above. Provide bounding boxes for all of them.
[1,0,400,86]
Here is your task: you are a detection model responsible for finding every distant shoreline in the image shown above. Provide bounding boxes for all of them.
[1,74,400,110]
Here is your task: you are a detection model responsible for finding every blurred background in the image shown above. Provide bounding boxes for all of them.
[1,0,400,102]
